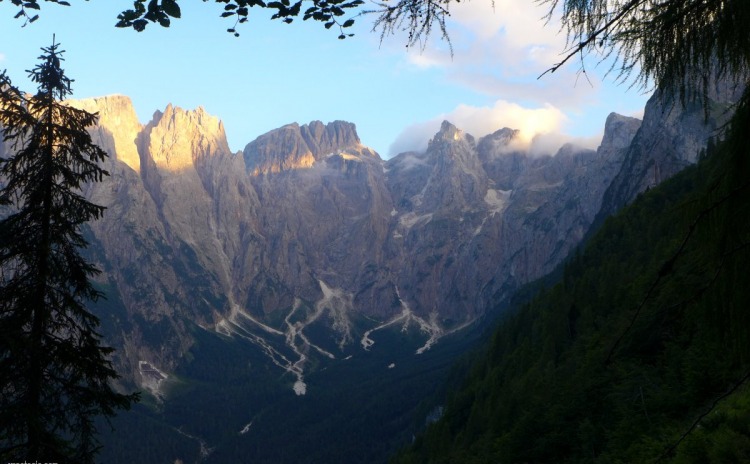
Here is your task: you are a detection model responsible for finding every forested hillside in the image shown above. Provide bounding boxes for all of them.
[394,95,750,463]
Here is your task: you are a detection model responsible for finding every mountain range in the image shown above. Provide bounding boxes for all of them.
[73,97,636,394]
[24,79,739,461]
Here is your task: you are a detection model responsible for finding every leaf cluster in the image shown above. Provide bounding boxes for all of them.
[117,0,365,38]
[2,0,70,26]
[1,0,364,38]
[115,0,183,30]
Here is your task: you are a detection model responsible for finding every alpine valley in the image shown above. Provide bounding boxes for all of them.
[43,80,737,463]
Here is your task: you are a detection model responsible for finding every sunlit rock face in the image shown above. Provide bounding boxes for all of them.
[137,104,239,294]
[244,122,317,174]
[240,136,393,323]
[243,120,375,175]
[71,97,655,393]
[69,95,142,172]
[71,97,256,382]
[144,103,230,171]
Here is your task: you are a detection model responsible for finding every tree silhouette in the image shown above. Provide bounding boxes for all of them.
[0,39,138,463]
[3,0,365,39]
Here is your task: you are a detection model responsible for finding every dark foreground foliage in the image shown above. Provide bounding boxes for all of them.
[0,41,137,463]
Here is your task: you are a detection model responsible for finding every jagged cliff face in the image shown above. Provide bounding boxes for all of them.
[384,116,643,326]
[74,96,246,384]
[244,120,371,175]
[598,77,745,217]
[63,96,647,394]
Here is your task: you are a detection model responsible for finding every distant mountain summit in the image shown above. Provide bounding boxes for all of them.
[243,120,376,175]
[143,103,231,170]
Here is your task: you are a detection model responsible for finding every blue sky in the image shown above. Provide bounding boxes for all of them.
[0,1,650,157]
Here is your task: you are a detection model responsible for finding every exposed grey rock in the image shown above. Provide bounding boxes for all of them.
[381,116,641,323]
[600,113,642,152]
[598,78,744,217]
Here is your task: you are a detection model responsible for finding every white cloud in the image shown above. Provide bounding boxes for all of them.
[527,131,602,157]
[388,99,594,156]
[380,0,648,159]
[449,0,563,60]
[404,1,570,78]
[388,152,430,170]
[396,0,617,109]
[390,119,443,157]
[0,53,5,63]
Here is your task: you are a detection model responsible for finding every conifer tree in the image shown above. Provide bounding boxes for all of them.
[0,39,137,463]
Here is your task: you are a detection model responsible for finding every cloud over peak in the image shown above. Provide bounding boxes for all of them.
[389,99,593,157]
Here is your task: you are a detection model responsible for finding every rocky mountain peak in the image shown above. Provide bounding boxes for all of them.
[300,120,362,156]
[72,91,715,415]
[489,127,520,143]
[400,121,486,213]
[598,75,745,220]
[599,113,642,152]
[144,104,230,171]
[243,120,368,175]
[424,121,479,162]
[476,127,522,156]
[68,94,142,172]
[430,120,465,145]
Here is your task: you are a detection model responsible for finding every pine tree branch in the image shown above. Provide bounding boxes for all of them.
[539,0,646,79]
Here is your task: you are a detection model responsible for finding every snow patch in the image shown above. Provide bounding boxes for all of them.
[361,286,475,354]
[293,380,307,396]
[239,421,253,435]
[484,189,511,214]
[215,282,355,395]
[216,303,308,395]
[326,151,361,162]
[474,189,512,236]
[316,280,354,349]
[138,361,168,398]
[388,363,396,369]
[339,152,361,161]
[415,312,443,355]
[398,212,433,229]
[175,427,212,458]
